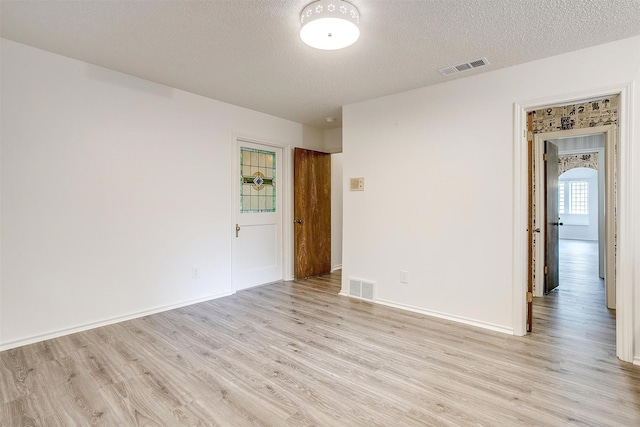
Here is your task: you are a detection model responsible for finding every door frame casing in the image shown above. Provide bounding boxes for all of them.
[533,127,615,304]
[231,134,293,292]
[512,84,634,363]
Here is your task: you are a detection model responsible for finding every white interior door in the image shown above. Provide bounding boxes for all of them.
[234,140,283,290]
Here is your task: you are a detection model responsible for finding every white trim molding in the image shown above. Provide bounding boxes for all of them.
[615,83,635,363]
[375,298,514,335]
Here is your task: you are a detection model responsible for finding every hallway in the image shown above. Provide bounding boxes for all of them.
[533,238,615,353]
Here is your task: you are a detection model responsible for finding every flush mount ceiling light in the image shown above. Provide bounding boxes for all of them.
[300,0,360,50]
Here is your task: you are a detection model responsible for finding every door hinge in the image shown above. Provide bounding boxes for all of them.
[544,265,548,274]
[543,153,548,161]
[526,291,533,303]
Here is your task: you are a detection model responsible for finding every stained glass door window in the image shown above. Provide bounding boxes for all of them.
[240,147,276,212]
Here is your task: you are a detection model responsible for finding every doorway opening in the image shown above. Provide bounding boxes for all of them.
[532,128,615,311]
[533,137,615,346]
[514,86,633,362]
[534,134,612,300]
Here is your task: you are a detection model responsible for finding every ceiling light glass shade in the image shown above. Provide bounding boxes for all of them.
[300,0,360,50]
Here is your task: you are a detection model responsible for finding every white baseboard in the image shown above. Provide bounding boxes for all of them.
[331,264,342,272]
[338,293,513,335]
[0,290,235,352]
[633,356,640,366]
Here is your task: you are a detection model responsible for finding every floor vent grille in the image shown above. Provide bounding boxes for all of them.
[439,57,490,76]
[349,278,375,301]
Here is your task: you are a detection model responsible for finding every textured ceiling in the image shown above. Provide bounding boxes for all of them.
[2,0,640,129]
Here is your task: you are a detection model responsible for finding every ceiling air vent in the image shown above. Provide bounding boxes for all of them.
[439,57,490,76]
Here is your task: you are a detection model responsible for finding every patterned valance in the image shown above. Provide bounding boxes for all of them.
[530,98,618,133]
[558,153,597,175]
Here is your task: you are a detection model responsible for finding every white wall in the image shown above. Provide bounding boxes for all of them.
[0,39,321,350]
[331,153,343,271]
[326,128,343,272]
[554,134,605,151]
[324,127,343,153]
[558,168,599,241]
[342,36,640,337]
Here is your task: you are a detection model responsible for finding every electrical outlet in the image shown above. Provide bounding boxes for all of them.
[400,270,409,284]
[192,267,200,279]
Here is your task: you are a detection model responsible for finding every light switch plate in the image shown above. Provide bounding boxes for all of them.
[350,177,364,191]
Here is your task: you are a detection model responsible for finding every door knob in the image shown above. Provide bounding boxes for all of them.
[294,218,303,224]
[236,224,241,237]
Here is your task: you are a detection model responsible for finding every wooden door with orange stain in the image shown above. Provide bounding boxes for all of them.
[294,148,331,279]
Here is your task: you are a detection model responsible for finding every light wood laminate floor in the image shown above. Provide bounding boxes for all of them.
[2,240,640,426]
